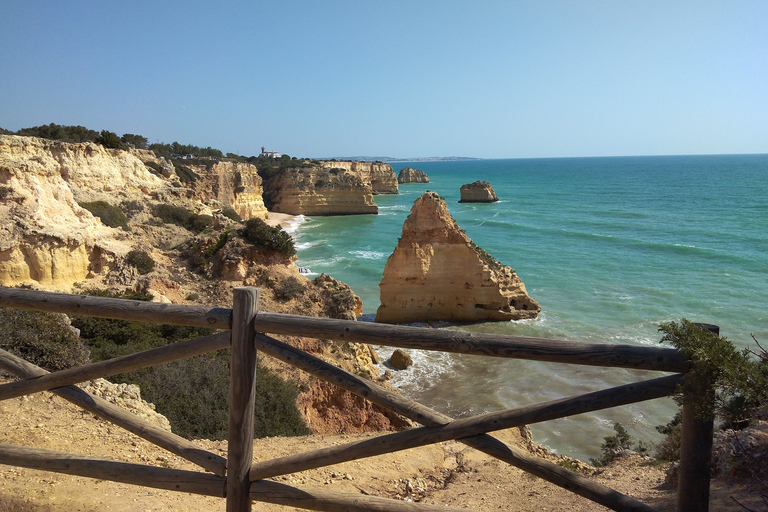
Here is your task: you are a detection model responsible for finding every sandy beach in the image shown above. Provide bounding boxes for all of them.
[266,211,299,230]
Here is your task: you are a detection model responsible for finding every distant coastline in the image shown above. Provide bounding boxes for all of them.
[320,156,483,163]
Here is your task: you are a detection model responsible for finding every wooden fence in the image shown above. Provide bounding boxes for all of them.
[0,286,714,512]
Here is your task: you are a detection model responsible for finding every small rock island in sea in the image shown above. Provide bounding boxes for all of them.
[398,167,429,184]
[459,180,498,203]
[375,191,540,323]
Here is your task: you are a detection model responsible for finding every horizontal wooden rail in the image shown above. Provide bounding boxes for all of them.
[249,480,473,512]
[0,444,475,512]
[252,332,658,512]
[254,312,689,372]
[0,286,231,329]
[0,443,225,497]
[250,373,682,481]
[0,332,231,401]
[0,348,226,476]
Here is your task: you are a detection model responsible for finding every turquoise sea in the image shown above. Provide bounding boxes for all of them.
[290,154,768,462]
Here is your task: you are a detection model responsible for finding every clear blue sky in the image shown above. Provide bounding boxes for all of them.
[1,1,766,159]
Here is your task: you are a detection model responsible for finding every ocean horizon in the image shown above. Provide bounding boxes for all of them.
[289,153,768,462]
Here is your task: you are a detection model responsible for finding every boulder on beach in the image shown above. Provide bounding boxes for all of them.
[375,192,540,323]
[459,180,498,203]
[389,349,413,370]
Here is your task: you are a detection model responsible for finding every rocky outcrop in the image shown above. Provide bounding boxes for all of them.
[398,167,429,184]
[0,135,170,288]
[318,161,398,194]
[185,161,268,220]
[459,180,498,203]
[376,192,540,323]
[263,166,378,215]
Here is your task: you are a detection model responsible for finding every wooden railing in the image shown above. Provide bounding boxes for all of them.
[0,286,714,512]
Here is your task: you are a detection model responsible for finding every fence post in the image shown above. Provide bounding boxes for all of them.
[676,323,718,512]
[227,287,259,512]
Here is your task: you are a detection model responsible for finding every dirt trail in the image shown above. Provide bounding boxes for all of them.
[0,386,760,511]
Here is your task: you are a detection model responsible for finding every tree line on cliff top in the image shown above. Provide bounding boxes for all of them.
[1,122,314,181]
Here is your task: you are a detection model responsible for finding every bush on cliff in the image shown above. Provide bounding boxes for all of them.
[650,323,768,463]
[590,423,649,467]
[0,308,89,372]
[126,250,155,275]
[79,200,130,230]
[241,218,296,257]
[72,289,310,440]
[15,123,99,143]
[172,160,199,183]
[95,130,124,149]
[659,319,768,426]
[121,133,147,149]
[152,204,212,233]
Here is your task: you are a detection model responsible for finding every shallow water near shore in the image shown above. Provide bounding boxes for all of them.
[293,154,768,462]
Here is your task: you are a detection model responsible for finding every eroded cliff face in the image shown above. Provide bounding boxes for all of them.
[318,160,398,194]
[263,166,378,215]
[376,191,540,323]
[398,167,429,184]
[0,135,407,436]
[459,180,498,203]
[186,161,268,220]
[0,135,166,288]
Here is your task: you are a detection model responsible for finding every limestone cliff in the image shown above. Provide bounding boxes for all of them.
[398,167,429,184]
[0,135,172,288]
[318,160,398,194]
[263,166,378,215]
[185,161,268,220]
[376,191,540,323]
[459,180,499,203]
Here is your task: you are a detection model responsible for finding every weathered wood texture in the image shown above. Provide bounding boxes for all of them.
[0,348,226,476]
[252,332,659,512]
[253,312,689,372]
[250,372,682,481]
[0,332,231,401]
[227,288,259,512]
[0,286,231,329]
[249,480,474,512]
[0,443,225,497]
[677,396,715,512]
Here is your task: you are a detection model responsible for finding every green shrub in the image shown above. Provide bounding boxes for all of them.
[0,186,11,199]
[659,320,768,424]
[79,200,129,230]
[274,276,306,301]
[120,199,144,218]
[221,207,241,222]
[144,161,163,175]
[241,218,296,257]
[189,214,213,233]
[204,230,232,258]
[590,423,648,467]
[95,130,124,149]
[152,204,212,233]
[126,250,155,275]
[172,160,199,183]
[0,308,89,372]
[655,411,682,461]
[71,288,309,440]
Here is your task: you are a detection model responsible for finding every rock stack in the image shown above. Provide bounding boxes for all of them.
[398,167,429,184]
[459,181,498,203]
[375,192,540,323]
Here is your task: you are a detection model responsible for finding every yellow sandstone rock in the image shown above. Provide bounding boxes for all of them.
[376,191,540,323]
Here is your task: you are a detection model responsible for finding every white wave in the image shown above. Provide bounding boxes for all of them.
[381,348,458,393]
[283,214,306,234]
[296,239,324,251]
[349,250,386,260]
[510,311,547,326]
